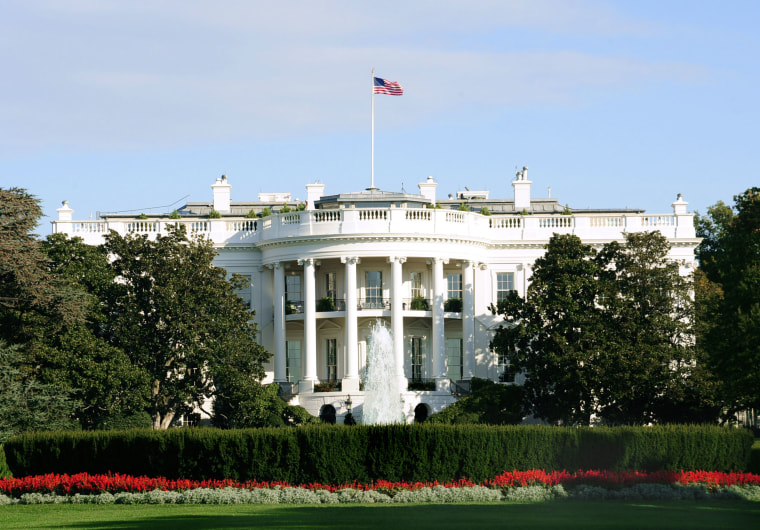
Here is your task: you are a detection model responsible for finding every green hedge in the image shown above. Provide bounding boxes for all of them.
[0,445,11,478]
[3,425,753,483]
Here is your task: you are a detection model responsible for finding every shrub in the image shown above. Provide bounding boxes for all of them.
[245,209,258,218]
[0,446,10,478]
[457,203,469,212]
[4,425,753,484]
[280,204,292,213]
[316,297,335,312]
[480,207,491,216]
[410,296,428,310]
[444,298,462,312]
[208,209,222,219]
[260,208,273,218]
[426,378,524,425]
[169,210,181,219]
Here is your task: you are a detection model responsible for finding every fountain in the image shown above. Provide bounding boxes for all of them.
[361,321,405,424]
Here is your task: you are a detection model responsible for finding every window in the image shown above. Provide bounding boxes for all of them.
[411,337,425,381]
[447,338,463,380]
[365,271,383,309]
[410,271,423,299]
[497,349,515,383]
[234,274,252,308]
[325,272,337,300]
[286,341,301,383]
[447,273,462,300]
[286,275,302,302]
[326,338,337,382]
[496,272,515,302]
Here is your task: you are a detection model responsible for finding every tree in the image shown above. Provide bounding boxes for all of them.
[594,232,698,424]
[0,341,80,442]
[38,234,151,429]
[491,232,703,425]
[426,378,524,425]
[102,225,270,429]
[491,234,606,425]
[0,188,86,345]
[696,188,760,415]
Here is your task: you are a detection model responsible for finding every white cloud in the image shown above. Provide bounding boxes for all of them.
[0,1,702,154]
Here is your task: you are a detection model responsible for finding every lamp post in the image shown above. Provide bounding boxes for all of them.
[344,394,356,425]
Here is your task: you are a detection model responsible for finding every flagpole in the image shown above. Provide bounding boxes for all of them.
[370,67,375,190]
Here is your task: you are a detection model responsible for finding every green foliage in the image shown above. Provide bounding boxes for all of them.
[168,210,181,219]
[562,204,572,215]
[316,297,335,312]
[426,202,442,209]
[102,225,270,429]
[0,445,10,478]
[244,209,258,218]
[208,209,222,219]
[457,203,469,212]
[259,207,273,217]
[279,204,292,213]
[491,232,704,425]
[410,296,429,310]
[137,213,148,219]
[479,207,491,216]
[0,342,80,442]
[296,202,307,211]
[213,383,317,429]
[4,425,752,483]
[444,298,462,312]
[696,189,760,414]
[426,379,524,425]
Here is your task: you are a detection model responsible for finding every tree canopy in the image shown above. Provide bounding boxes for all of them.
[101,225,271,429]
[696,188,760,414]
[491,231,708,425]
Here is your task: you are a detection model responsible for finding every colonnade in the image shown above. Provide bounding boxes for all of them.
[269,256,478,394]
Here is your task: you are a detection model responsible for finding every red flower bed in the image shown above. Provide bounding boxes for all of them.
[1,470,758,497]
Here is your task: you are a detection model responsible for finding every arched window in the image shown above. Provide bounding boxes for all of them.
[414,403,429,424]
[319,404,336,424]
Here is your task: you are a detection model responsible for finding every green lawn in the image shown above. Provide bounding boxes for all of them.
[1,501,758,529]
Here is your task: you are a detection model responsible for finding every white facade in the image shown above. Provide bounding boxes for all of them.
[52,170,700,423]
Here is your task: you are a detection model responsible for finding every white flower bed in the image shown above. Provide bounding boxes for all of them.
[1,483,758,505]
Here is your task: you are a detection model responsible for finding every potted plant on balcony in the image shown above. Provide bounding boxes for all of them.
[444,297,462,312]
[285,300,297,315]
[316,296,335,312]
[410,296,428,310]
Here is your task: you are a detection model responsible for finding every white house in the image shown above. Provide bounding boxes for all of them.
[52,169,700,424]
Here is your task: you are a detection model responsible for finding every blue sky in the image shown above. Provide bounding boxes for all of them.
[2,1,758,231]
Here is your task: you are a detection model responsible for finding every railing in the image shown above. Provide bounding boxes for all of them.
[358,298,389,310]
[52,207,695,245]
[285,300,303,315]
[358,209,387,221]
[403,297,431,311]
[408,378,436,391]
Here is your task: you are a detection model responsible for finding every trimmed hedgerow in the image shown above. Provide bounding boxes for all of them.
[4,425,753,484]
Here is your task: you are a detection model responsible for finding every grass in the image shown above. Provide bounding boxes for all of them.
[1,501,759,529]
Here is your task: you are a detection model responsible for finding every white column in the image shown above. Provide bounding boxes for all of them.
[389,256,408,390]
[272,263,287,383]
[432,257,449,391]
[462,260,475,380]
[299,258,317,392]
[342,256,361,392]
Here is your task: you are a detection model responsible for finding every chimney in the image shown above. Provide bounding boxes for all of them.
[305,181,325,210]
[418,175,438,204]
[57,200,74,221]
[512,166,532,210]
[672,193,688,215]
[211,175,232,213]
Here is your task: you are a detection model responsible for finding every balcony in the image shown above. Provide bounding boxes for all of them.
[51,207,697,247]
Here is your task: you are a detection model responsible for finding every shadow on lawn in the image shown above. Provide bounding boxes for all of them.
[37,501,760,530]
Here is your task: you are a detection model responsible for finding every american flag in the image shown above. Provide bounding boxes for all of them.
[373,77,404,96]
